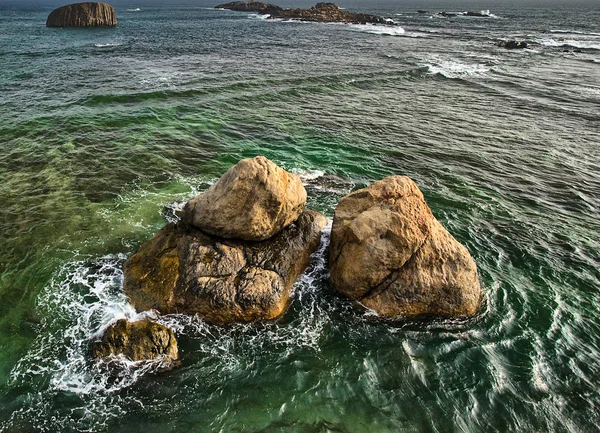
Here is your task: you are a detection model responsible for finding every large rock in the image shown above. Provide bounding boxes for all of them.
[124,210,327,323]
[46,2,117,27]
[92,318,180,370]
[329,176,481,318]
[182,156,307,241]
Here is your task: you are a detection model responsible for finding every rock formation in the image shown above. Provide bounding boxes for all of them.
[46,2,117,28]
[499,40,528,50]
[182,156,307,241]
[124,157,326,324]
[216,1,283,15]
[329,176,481,318]
[124,210,326,323]
[217,2,393,25]
[92,318,180,370]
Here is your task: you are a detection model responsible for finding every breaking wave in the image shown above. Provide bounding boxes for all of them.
[421,56,495,79]
[347,23,406,36]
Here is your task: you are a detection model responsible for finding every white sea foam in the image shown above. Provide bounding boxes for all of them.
[291,168,326,181]
[348,23,406,36]
[7,256,157,395]
[536,38,600,50]
[248,13,270,20]
[126,8,141,12]
[550,29,600,36]
[93,43,122,48]
[422,56,493,79]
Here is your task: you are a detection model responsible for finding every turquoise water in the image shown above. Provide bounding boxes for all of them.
[1,1,599,432]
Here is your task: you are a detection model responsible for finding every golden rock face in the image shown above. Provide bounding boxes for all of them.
[46,2,117,28]
[182,156,307,241]
[329,176,482,318]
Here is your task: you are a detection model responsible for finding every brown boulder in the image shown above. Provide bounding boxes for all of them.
[92,318,180,370]
[124,210,327,323]
[46,2,117,27]
[182,156,307,241]
[329,176,481,318]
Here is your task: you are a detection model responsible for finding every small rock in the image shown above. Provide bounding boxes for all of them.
[499,40,528,49]
[218,1,393,25]
[92,318,180,370]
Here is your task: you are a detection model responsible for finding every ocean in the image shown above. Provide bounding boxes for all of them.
[0,0,599,432]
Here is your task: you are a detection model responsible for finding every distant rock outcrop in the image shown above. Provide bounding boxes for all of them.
[217,1,393,25]
[92,318,180,371]
[46,2,117,28]
[499,40,528,49]
[216,1,283,15]
[329,176,482,318]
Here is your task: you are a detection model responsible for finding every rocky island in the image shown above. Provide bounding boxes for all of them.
[46,2,117,27]
[93,158,481,371]
[217,1,393,25]
[123,156,327,324]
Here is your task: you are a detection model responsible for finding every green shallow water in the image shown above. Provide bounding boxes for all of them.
[0,1,599,432]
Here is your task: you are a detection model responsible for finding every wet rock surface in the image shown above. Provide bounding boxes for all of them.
[92,318,180,370]
[124,210,327,323]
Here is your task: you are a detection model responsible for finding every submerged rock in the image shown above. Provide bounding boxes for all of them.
[465,11,491,17]
[46,2,117,27]
[182,156,307,241]
[499,40,528,49]
[124,210,327,323]
[92,318,179,370]
[329,176,481,318]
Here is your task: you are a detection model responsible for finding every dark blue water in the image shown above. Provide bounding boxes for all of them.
[0,1,599,432]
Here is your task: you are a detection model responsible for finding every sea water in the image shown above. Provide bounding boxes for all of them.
[0,1,599,432]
